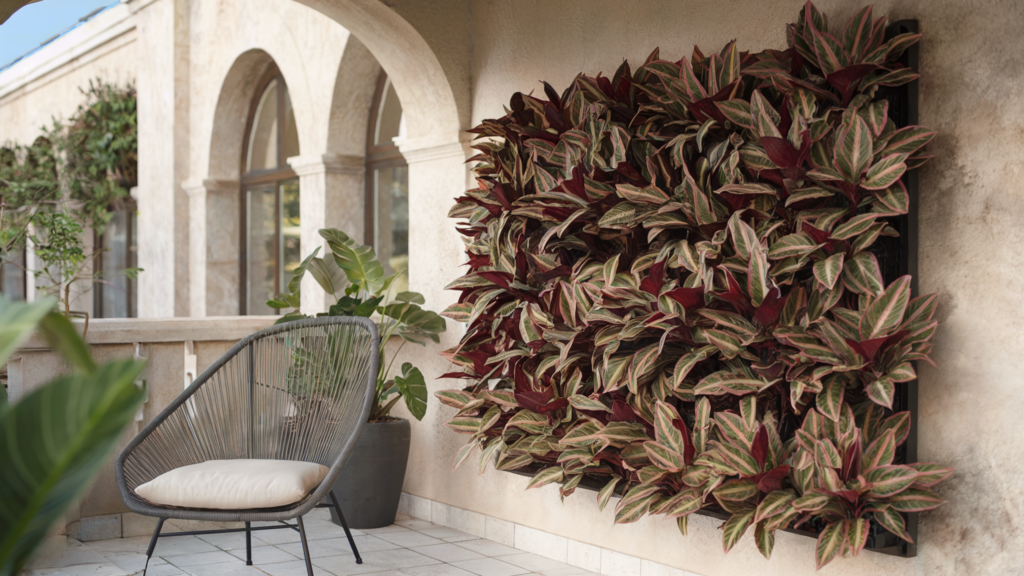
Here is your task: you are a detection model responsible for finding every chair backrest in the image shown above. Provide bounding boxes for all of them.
[118,316,379,494]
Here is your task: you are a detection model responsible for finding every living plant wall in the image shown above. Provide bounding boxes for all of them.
[437,2,951,569]
[0,79,139,317]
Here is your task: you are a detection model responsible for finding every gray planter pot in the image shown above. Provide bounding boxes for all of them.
[329,418,410,529]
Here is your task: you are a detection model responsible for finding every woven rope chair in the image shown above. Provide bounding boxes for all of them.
[115,317,379,576]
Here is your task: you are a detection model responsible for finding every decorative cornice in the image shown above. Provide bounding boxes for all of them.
[287,154,363,177]
[398,134,472,165]
[182,178,238,197]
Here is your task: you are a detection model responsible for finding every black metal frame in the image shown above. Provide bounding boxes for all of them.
[141,492,362,576]
[506,19,923,559]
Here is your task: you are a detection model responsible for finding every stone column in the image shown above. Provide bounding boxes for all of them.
[287,153,365,315]
[130,0,190,317]
[184,179,240,318]
[398,137,471,312]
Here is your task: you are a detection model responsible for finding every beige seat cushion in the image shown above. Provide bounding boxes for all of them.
[135,459,329,510]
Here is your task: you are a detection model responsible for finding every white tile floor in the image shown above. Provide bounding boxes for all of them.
[24,511,600,576]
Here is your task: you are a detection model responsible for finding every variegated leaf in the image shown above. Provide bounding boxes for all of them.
[833,115,873,183]
[866,465,917,497]
[813,253,844,290]
[843,252,884,296]
[815,521,845,569]
[860,275,912,339]
[722,510,756,553]
[862,153,908,190]
[527,466,565,490]
[598,477,620,512]
[867,377,895,409]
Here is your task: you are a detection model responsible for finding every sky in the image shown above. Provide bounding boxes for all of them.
[0,0,112,69]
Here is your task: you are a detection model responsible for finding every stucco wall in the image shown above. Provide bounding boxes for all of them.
[386,1,1024,575]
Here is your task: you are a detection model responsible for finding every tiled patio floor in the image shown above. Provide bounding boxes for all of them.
[24,511,599,576]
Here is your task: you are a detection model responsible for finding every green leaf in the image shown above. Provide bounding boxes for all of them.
[860,275,912,339]
[288,247,321,294]
[867,377,895,409]
[0,358,146,575]
[0,297,56,368]
[38,311,96,373]
[308,254,348,298]
[888,488,946,512]
[873,505,913,543]
[813,253,844,291]
[862,154,908,190]
[768,233,822,260]
[393,363,427,421]
[568,395,612,413]
[319,228,386,293]
[722,509,755,553]
[832,115,872,182]
[815,521,844,569]
[866,465,917,497]
[842,252,884,296]
[755,521,775,559]
[395,291,426,304]
[526,466,564,490]
[597,477,620,512]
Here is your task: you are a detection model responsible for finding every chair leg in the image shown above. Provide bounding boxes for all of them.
[244,521,252,565]
[329,490,362,564]
[142,518,165,576]
[296,515,315,576]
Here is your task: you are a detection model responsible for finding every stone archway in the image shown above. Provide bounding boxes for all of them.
[186,49,279,317]
[291,0,468,317]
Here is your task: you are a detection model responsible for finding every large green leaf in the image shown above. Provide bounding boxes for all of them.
[393,363,427,421]
[0,297,56,368]
[383,302,446,344]
[308,255,348,299]
[319,229,385,294]
[0,359,146,576]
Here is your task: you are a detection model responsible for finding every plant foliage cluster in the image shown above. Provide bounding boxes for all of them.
[0,79,139,316]
[268,229,446,422]
[437,3,950,568]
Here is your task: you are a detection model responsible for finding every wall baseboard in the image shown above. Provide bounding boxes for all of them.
[398,492,702,576]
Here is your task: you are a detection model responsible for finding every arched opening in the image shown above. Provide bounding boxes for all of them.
[365,72,408,293]
[240,66,301,315]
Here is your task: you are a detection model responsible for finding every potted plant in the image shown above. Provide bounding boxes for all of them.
[268,228,445,528]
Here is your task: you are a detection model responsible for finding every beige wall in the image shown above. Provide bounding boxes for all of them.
[370,1,1024,575]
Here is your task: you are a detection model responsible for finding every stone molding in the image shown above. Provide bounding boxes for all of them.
[398,135,472,165]
[17,316,278,350]
[182,178,239,197]
[287,153,363,177]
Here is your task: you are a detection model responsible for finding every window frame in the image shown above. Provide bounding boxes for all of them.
[239,65,299,315]
[92,201,137,318]
[364,71,408,250]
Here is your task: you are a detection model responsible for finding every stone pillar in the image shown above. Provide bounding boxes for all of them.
[131,0,190,318]
[184,179,240,318]
[398,137,471,314]
[287,153,364,315]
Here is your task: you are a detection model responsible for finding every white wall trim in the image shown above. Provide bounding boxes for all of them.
[398,492,703,576]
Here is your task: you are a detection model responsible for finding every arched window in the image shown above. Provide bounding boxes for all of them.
[241,67,300,315]
[366,73,408,293]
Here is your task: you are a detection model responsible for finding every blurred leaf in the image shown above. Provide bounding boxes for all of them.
[0,358,145,575]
